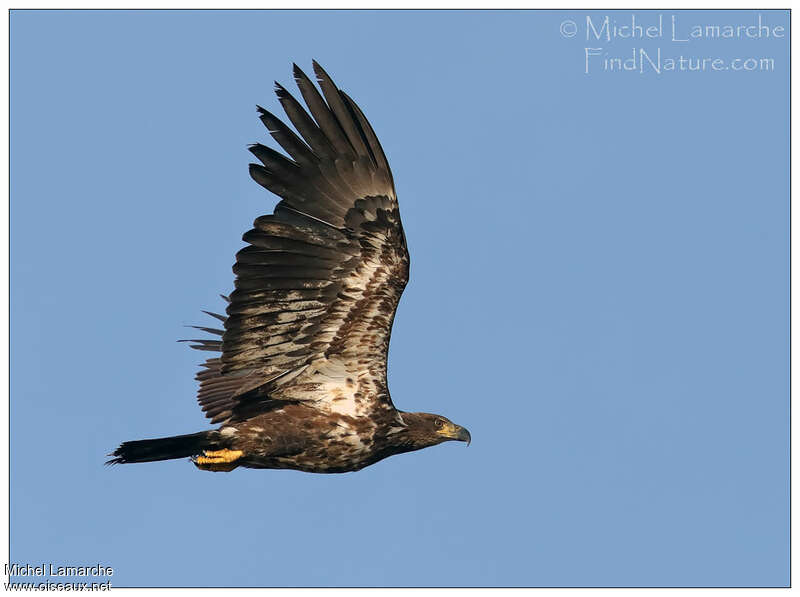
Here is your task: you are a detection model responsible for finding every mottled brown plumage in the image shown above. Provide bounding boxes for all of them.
[108,61,470,473]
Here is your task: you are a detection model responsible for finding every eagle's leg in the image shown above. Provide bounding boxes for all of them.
[193,448,244,472]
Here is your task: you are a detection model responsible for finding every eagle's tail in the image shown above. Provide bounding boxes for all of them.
[106,430,225,465]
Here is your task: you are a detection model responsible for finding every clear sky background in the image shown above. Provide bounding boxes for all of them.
[10,9,789,587]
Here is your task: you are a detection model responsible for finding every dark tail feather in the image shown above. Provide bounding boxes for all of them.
[106,431,222,465]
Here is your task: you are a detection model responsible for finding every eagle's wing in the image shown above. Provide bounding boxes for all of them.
[191,62,409,424]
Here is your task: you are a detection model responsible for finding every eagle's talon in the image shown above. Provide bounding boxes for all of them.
[192,448,243,472]
[194,448,243,465]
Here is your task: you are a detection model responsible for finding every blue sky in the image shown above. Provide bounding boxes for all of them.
[10,9,789,587]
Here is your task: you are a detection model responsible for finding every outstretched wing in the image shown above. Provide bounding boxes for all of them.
[192,62,409,424]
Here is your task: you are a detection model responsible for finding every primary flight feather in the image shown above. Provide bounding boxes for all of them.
[108,61,470,473]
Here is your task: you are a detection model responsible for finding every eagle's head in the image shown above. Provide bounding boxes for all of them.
[392,412,471,450]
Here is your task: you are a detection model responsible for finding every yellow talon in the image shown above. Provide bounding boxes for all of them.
[195,449,244,464]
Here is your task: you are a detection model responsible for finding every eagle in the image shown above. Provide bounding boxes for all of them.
[108,61,470,473]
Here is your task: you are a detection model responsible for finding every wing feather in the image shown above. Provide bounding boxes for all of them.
[312,61,372,162]
[192,62,407,424]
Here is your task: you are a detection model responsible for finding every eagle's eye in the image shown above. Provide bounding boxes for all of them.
[434,418,444,428]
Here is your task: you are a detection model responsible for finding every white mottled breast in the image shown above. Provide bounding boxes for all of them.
[328,418,372,452]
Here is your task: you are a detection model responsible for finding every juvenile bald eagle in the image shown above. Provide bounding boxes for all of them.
[108,61,470,473]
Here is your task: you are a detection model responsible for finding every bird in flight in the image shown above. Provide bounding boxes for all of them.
[108,61,470,473]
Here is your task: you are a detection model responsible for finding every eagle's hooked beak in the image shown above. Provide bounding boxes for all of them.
[436,421,471,446]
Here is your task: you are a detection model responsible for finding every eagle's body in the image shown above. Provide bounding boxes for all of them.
[226,404,390,474]
[108,62,470,473]
[206,404,431,474]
